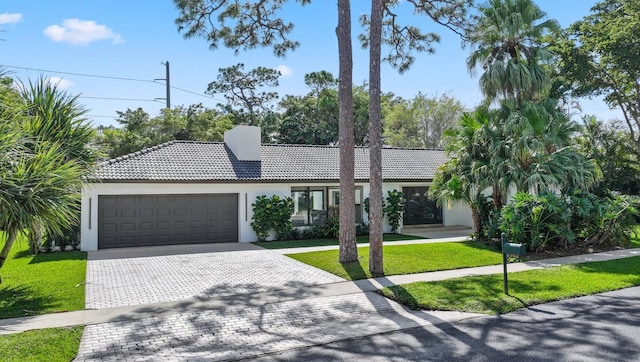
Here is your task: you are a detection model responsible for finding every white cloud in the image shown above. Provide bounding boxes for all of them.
[0,12,23,25]
[43,18,123,45]
[276,65,293,77]
[48,77,74,90]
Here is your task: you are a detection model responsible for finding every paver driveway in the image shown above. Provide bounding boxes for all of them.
[85,243,344,309]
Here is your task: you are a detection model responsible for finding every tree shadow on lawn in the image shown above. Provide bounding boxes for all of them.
[11,249,87,264]
[384,276,562,314]
[0,284,57,319]
[572,257,640,286]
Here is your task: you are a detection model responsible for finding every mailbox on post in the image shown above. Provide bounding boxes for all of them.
[501,233,525,295]
[503,241,526,257]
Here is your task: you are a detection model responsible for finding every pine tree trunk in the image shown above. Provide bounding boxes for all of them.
[337,0,358,263]
[0,231,17,284]
[368,0,384,276]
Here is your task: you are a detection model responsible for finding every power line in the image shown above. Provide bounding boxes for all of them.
[6,64,226,104]
[170,84,225,102]
[4,65,159,84]
[80,96,163,103]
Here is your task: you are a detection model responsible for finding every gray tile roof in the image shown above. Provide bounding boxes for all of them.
[95,141,446,182]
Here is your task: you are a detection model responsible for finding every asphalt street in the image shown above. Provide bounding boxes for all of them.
[251,286,640,362]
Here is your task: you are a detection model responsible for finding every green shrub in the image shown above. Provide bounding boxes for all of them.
[569,191,639,245]
[251,195,294,241]
[356,223,369,236]
[384,190,405,233]
[500,192,574,251]
[309,216,340,239]
[364,189,405,233]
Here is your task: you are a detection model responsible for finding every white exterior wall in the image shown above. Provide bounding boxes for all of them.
[442,200,473,227]
[81,182,289,251]
[81,181,473,251]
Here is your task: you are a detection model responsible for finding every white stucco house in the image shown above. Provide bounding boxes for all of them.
[80,125,472,251]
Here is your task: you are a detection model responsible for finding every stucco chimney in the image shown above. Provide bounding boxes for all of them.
[224,125,262,161]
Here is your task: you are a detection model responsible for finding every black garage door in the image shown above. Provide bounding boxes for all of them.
[98,194,238,249]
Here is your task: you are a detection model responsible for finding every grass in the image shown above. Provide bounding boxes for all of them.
[0,235,87,319]
[254,233,424,249]
[631,226,640,247]
[287,241,502,280]
[0,326,83,362]
[381,255,640,315]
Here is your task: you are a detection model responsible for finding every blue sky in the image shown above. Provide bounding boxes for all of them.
[1,0,618,127]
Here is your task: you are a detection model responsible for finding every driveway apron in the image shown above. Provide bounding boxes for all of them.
[85,243,344,309]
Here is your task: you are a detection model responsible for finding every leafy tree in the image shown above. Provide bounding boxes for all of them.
[304,70,338,96]
[175,0,311,57]
[577,116,640,196]
[384,92,465,148]
[207,63,280,126]
[550,0,640,150]
[277,71,340,145]
[466,0,559,104]
[98,104,234,159]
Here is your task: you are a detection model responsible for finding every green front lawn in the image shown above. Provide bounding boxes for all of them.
[381,255,640,315]
[287,241,502,280]
[0,235,87,319]
[0,326,83,362]
[255,233,424,250]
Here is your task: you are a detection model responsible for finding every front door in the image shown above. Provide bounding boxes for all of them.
[403,187,442,225]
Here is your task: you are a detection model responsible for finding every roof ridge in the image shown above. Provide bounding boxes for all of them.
[99,140,177,166]
[171,140,224,145]
[261,143,443,151]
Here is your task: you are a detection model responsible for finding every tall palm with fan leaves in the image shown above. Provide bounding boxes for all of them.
[466,0,559,105]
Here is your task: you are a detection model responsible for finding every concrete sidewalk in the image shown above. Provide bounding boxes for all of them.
[1,247,638,336]
[273,235,471,254]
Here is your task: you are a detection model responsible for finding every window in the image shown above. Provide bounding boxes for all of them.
[292,186,363,226]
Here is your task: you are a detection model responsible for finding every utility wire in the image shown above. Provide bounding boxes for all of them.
[7,64,226,104]
[80,96,163,103]
[4,65,158,83]
[168,83,225,102]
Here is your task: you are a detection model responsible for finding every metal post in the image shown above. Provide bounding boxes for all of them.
[164,61,170,109]
[502,232,509,295]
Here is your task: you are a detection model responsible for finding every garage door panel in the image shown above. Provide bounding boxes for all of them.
[98,194,238,249]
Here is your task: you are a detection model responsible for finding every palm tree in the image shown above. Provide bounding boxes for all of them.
[0,136,83,282]
[495,100,601,194]
[17,77,99,252]
[19,77,99,166]
[430,109,493,235]
[466,0,559,104]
